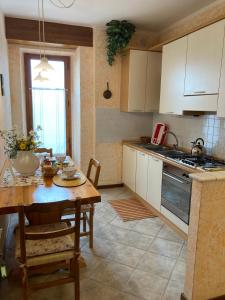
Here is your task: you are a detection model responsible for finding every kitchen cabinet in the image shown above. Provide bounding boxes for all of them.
[184,21,225,96]
[183,20,225,112]
[135,151,148,200]
[122,145,137,191]
[121,49,161,112]
[217,23,225,117]
[159,37,187,115]
[146,155,163,211]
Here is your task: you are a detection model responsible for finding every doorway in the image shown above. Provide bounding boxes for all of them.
[24,53,71,155]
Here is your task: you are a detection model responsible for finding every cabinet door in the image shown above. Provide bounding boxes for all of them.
[184,21,225,96]
[159,37,187,115]
[122,145,137,191]
[145,52,162,112]
[135,151,148,200]
[128,50,148,112]
[146,156,163,211]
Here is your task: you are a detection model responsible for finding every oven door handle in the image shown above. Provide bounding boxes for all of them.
[163,171,187,184]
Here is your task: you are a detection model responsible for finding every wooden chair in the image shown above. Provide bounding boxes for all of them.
[16,199,81,300]
[83,158,101,248]
[62,158,101,248]
[34,147,53,157]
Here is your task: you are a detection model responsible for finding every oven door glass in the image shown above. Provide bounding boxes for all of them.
[161,171,191,224]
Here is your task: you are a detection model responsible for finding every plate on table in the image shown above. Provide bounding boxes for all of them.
[61,173,81,181]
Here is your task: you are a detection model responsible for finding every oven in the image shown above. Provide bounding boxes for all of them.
[161,163,192,225]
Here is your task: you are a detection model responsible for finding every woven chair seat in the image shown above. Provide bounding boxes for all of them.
[15,222,74,266]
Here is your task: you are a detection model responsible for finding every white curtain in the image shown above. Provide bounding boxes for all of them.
[32,88,66,155]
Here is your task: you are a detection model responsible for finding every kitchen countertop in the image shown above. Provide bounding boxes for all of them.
[123,141,205,174]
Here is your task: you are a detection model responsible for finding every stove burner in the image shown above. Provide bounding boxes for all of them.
[180,156,225,168]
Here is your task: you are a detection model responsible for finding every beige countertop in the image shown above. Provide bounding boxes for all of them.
[123,141,205,174]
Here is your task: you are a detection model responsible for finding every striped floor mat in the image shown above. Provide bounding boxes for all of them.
[109,198,156,222]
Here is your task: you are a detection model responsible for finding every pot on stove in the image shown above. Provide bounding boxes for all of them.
[191,138,206,157]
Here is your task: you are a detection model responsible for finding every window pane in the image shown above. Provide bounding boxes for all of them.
[30,59,67,154]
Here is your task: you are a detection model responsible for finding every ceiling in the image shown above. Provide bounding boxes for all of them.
[0,0,217,31]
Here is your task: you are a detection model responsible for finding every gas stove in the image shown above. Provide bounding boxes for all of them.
[170,154,225,169]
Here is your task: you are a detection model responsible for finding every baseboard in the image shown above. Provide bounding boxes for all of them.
[181,292,225,299]
[209,295,225,300]
[97,183,124,189]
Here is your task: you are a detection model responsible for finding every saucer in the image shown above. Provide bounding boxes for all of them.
[61,173,81,181]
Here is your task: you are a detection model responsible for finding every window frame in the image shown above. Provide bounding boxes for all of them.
[24,53,72,156]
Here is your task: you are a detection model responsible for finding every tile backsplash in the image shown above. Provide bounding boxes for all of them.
[96,108,153,143]
[153,113,225,159]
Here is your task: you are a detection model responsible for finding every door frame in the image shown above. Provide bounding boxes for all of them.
[24,53,72,155]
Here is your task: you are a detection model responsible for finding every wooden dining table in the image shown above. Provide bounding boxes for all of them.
[0,168,101,216]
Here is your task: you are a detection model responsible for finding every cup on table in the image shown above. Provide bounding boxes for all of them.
[63,166,77,179]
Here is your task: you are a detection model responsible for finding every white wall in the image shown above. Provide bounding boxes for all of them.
[0,7,12,258]
[0,9,12,169]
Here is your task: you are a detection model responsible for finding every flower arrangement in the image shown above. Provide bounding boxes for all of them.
[0,126,42,158]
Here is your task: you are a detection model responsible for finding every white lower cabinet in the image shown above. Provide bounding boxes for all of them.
[122,145,137,191]
[146,156,163,211]
[122,146,188,234]
[135,151,148,200]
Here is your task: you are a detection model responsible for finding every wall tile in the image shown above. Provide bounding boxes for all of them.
[153,113,225,159]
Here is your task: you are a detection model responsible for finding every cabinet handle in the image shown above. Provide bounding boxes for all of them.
[152,158,159,162]
[193,91,206,94]
[139,153,145,157]
[163,171,186,184]
[132,109,144,112]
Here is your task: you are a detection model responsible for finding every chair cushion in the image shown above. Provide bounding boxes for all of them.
[15,222,74,259]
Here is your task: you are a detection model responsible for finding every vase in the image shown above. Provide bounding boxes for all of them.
[12,151,40,176]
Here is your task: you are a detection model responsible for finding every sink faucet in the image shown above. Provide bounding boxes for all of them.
[165,131,179,150]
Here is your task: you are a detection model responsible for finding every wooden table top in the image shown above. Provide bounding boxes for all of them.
[0,171,101,215]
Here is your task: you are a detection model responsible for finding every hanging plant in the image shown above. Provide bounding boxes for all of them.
[106,20,136,66]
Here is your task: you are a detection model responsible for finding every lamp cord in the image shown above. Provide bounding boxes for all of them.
[37,0,76,61]
[41,0,46,58]
[38,0,42,60]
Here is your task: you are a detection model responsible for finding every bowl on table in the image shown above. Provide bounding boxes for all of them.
[62,166,77,179]
[55,154,66,164]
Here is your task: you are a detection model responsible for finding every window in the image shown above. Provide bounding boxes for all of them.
[24,54,71,155]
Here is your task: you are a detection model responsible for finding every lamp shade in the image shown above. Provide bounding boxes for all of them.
[33,72,49,82]
[34,57,55,72]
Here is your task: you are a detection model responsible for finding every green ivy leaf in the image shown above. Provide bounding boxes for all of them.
[105,20,136,66]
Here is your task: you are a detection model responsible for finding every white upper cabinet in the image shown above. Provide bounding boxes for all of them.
[135,151,148,200]
[121,50,161,112]
[184,21,225,97]
[128,50,147,112]
[159,36,187,115]
[145,52,162,112]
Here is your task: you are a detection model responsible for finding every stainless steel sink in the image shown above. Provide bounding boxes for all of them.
[140,144,170,152]
[140,144,185,158]
[161,150,185,157]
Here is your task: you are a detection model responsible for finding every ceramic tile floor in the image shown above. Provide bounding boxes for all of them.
[0,187,187,300]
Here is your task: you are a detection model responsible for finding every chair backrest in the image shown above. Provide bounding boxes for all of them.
[18,199,81,264]
[34,147,53,157]
[86,158,101,188]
